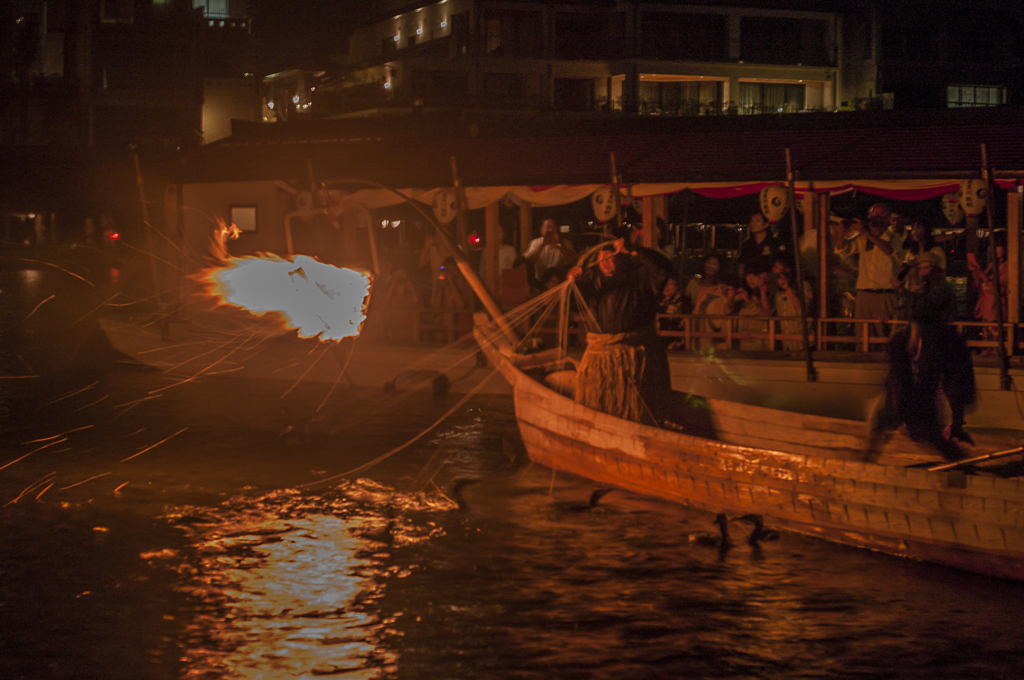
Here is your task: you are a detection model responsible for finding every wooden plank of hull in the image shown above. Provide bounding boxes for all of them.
[518,418,1024,580]
[476,325,1024,579]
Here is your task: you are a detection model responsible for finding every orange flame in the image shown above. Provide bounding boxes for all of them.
[197,254,372,341]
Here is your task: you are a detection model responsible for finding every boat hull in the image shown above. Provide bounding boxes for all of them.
[100,315,510,395]
[477,325,1024,581]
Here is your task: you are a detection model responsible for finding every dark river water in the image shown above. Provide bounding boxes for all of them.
[4,258,1024,680]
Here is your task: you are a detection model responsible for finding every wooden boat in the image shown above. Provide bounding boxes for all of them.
[474,316,1024,581]
[99,305,509,395]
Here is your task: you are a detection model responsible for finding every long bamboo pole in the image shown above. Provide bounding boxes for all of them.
[785,149,817,382]
[981,144,1011,390]
[610,152,622,234]
[131,147,163,307]
[448,158,519,344]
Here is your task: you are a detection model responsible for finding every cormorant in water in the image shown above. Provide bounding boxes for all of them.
[736,514,780,545]
[556,488,614,513]
[686,513,732,549]
[448,478,478,512]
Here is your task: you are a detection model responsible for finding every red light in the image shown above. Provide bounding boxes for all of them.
[469,233,480,245]
[109,232,120,241]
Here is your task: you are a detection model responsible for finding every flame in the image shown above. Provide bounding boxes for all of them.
[197,254,372,341]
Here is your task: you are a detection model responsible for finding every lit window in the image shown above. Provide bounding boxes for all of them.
[231,206,257,233]
[947,85,1004,108]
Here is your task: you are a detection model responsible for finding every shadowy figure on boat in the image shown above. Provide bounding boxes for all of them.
[866,253,975,463]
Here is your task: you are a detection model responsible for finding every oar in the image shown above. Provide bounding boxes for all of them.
[926,446,1024,471]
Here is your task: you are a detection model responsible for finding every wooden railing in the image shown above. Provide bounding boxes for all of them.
[656,313,1020,356]
[374,306,1020,357]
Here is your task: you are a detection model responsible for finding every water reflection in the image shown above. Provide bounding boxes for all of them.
[164,481,452,679]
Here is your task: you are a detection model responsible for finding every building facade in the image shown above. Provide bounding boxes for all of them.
[325,0,856,118]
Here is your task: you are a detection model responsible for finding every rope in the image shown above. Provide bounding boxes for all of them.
[299,368,496,487]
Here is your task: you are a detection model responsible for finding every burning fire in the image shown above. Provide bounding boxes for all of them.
[197,254,372,341]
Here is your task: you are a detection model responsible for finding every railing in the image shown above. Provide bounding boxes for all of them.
[371,307,1019,358]
[656,313,1020,356]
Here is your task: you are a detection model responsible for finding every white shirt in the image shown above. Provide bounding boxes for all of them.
[837,228,904,290]
[523,237,571,278]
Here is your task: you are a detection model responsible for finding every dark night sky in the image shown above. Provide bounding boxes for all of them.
[249,0,376,73]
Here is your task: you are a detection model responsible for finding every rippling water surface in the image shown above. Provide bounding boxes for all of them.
[3,266,1024,679]
[3,369,1024,680]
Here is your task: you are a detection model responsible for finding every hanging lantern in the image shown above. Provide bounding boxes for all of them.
[591,186,616,223]
[759,185,790,223]
[940,192,965,225]
[958,179,988,217]
[432,189,459,225]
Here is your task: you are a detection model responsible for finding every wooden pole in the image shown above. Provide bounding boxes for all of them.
[484,200,500,295]
[610,152,622,234]
[360,205,381,275]
[785,148,817,382]
[449,158,518,343]
[449,156,469,254]
[927,446,1024,471]
[131,147,162,305]
[981,144,1011,389]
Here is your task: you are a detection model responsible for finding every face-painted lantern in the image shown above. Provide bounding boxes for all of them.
[759,185,790,223]
[958,179,988,217]
[591,186,616,223]
[941,192,965,225]
[432,189,459,225]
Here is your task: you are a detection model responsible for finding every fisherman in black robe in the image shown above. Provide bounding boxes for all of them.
[568,244,672,424]
[866,252,975,462]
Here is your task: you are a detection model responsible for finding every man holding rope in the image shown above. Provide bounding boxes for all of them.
[567,243,674,425]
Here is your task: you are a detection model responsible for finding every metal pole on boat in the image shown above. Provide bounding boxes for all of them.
[785,148,817,382]
[981,144,1012,390]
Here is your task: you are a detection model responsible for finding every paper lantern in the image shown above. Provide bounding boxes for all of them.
[958,179,988,217]
[940,192,965,225]
[759,185,790,223]
[432,189,459,225]
[591,186,616,223]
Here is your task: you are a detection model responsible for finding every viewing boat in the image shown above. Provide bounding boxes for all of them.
[474,314,1024,581]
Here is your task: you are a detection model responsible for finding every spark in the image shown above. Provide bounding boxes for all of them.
[35,482,55,500]
[22,425,93,444]
[120,427,188,462]
[0,257,94,286]
[280,343,331,398]
[60,472,112,490]
[23,294,55,320]
[113,481,129,495]
[1,439,67,471]
[114,394,163,418]
[5,472,57,506]
[73,395,109,412]
[46,381,99,405]
[316,340,356,412]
